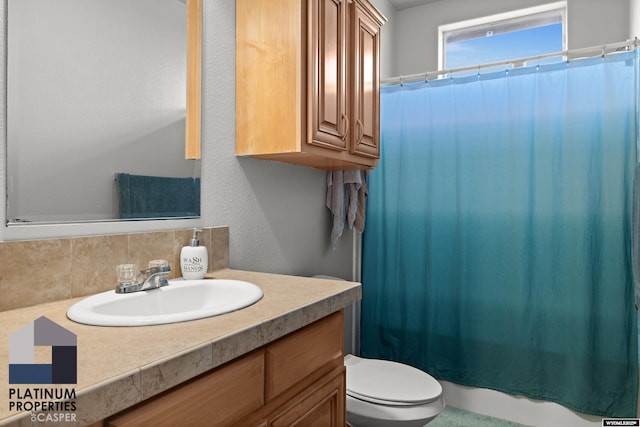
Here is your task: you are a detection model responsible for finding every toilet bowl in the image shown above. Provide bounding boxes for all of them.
[344,354,445,427]
[310,276,445,425]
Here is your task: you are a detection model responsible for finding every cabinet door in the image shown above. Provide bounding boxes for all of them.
[265,311,343,401]
[309,0,348,151]
[350,0,382,159]
[106,351,265,427]
[269,367,346,427]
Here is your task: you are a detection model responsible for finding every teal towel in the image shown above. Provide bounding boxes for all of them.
[116,173,200,219]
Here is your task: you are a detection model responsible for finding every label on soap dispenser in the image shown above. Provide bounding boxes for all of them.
[182,256,205,273]
[180,247,208,279]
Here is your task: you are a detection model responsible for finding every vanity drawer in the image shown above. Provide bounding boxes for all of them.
[265,310,344,400]
[106,349,265,427]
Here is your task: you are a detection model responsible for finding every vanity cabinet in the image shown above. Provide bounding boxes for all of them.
[106,310,345,427]
[236,0,386,170]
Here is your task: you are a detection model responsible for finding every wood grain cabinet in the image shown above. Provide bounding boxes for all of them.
[106,311,345,427]
[236,0,386,170]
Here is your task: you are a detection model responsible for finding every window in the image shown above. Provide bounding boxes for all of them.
[438,2,567,72]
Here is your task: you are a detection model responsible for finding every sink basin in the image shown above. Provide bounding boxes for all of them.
[67,279,263,326]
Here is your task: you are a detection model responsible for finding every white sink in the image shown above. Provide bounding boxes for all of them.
[67,279,263,327]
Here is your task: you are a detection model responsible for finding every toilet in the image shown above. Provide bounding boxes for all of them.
[344,354,445,427]
[312,276,445,426]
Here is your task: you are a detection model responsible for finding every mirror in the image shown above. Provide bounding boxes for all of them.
[6,0,201,224]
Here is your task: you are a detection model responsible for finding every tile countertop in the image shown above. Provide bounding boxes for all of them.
[0,269,361,427]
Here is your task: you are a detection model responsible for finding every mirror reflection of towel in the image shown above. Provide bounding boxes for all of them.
[326,170,369,249]
[116,173,200,219]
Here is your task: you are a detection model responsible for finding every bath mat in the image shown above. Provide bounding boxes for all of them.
[428,406,530,427]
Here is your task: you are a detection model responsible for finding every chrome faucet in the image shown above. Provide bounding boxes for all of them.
[115,265,171,294]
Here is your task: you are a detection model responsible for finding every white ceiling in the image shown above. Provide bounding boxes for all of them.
[388,0,444,11]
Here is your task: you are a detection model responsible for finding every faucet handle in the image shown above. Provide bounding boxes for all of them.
[148,259,169,270]
[147,260,171,282]
[116,264,137,285]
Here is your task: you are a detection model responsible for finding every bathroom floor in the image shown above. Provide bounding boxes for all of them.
[429,407,530,427]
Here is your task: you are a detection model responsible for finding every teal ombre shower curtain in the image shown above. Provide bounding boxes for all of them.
[361,51,639,417]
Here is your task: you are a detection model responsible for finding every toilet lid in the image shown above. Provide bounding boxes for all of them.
[345,355,442,406]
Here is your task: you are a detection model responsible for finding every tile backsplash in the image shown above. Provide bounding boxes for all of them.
[0,226,229,312]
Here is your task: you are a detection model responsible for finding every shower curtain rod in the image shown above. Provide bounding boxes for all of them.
[381,39,639,86]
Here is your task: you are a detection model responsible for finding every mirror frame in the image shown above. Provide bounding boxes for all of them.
[1,0,203,241]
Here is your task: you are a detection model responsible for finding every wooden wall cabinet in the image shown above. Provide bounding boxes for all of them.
[236,0,386,170]
[106,311,345,427]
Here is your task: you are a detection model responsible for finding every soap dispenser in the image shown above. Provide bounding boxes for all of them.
[180,228,208,280]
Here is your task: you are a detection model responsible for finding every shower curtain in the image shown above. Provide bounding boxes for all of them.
[361,51,639,417]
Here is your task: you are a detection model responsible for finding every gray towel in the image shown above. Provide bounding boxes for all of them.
[326,170,369,248]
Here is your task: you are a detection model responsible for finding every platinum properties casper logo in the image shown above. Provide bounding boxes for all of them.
[8,316,77,423]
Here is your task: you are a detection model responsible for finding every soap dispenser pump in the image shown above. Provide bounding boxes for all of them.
[180,228,208,280]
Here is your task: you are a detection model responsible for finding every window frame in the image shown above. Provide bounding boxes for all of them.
[437,1,568,71]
